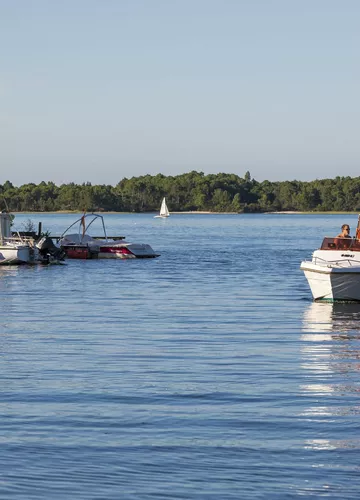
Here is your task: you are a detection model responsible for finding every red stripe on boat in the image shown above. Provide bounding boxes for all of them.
[99,246,134,255]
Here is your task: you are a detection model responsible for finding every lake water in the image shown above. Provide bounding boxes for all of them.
[1,213,360,499]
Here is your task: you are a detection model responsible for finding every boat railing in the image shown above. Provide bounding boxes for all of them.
[1,235,35,245]
[312,256,360,268]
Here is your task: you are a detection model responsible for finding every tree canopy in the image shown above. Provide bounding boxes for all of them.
[0,172,359,213]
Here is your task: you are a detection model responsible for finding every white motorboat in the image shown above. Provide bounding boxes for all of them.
[59,213,160,259]
[154,197,170,218]
[0,212,35,264]
[0,211,65,265]
[300,230,360,302]
[0,240,34,265]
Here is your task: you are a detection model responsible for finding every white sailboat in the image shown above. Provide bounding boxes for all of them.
[154,197,170,218]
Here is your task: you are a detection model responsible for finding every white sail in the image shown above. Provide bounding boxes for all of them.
[154,197,170,218]
[160,198,169,217]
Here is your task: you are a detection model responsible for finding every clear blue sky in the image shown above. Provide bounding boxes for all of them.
[1,0,359,186]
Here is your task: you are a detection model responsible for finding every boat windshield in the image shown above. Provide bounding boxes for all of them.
[320,237,360,250]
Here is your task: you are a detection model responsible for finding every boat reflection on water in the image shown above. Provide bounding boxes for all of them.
[302,301,360,334]
[301,302,360,380]
[297,305,360,499]
[300,301,360,423]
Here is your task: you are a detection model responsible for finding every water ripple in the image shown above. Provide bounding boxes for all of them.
[1,214,360,498]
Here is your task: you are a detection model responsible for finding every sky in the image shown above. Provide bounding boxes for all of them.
[0,0,359,186]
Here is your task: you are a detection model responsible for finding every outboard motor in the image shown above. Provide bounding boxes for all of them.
[36,236,66,264]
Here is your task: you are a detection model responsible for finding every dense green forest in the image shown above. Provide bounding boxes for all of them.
[1,171,359,213]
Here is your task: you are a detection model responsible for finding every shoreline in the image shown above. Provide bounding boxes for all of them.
[11,210,360,215]
[269,211,360,215]
[170,211,238,214]
[12,210,240,215]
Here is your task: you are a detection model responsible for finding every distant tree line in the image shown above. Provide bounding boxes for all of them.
[1,172,360,213]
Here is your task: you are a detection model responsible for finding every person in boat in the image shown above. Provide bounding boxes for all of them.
[337,224,351,238]
[334,224,352,249]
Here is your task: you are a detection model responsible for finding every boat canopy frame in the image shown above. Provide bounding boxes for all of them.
[60,213,108,243]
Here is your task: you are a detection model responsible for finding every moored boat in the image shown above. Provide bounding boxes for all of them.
[0,240,34,265]
[0,212,35,264]
[59,213,160,259]
[0,211,65,265]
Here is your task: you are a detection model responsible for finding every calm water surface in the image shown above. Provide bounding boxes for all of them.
[1,213,360,499]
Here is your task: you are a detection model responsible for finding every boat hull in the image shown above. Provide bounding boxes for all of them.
[99,243,158,258]
[62,243,159,259]
[301,261,360,302]
[0,245,32,265]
